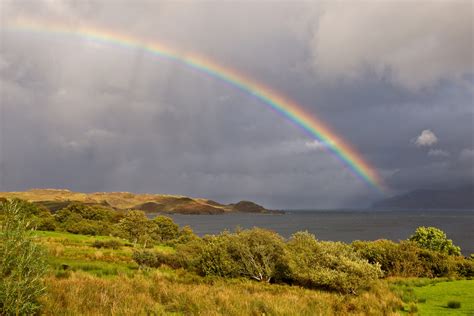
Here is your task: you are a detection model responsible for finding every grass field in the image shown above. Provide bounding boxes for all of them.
[30,230,473,315]
[392,278,474,315]
[413,279,474,315]
[29,230,405,315]
[33,230,173,277]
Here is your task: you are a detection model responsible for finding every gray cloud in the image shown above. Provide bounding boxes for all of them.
[311,0,473,89]
[0,0,473,208]
[428,149,450,158]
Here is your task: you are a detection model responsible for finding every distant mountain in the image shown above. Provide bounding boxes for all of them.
[373,185,474,210]
[0,189,275,215]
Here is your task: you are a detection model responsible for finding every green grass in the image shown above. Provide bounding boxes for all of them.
[32,230,474,315]
[393,278,474,315]
[413,279,474,315]
[32,230,174,278]
[34,230,116,243]
[34,230,174,252]
[48,257,138,278]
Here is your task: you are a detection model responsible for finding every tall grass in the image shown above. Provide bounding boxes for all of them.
[0,201,47,315]
[40,271,402,315]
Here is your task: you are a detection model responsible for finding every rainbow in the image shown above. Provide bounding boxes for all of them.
[8,18,386,193]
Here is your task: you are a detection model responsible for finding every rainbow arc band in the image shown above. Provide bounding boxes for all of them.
[10,18,387,193]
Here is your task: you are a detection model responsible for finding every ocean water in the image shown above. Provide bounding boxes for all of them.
[160,210,474,255]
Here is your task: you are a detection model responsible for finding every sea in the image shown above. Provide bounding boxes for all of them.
[157,210,474,256]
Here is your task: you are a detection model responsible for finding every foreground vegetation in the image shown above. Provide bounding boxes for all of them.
[1,199,473,315]
[391,278,474,315]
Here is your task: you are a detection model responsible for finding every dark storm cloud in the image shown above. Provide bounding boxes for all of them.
[0,0,472,208]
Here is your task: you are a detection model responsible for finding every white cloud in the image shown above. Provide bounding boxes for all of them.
[414,130,438,147]
[428,149,450,158]
[311,1,473,89]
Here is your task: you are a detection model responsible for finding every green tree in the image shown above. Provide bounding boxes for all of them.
[118,210,153,246]
[151,216,179,242]
[409,226,461,256]
[0,200,47,315]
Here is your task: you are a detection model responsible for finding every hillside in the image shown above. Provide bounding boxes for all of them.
[373,185,474,210]
[0,189,274,214]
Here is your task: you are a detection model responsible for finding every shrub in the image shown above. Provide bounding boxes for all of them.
[409,226,461,256]
[447,300,461,309]
[63,219,111,236]
[151,216,179,242]
[454,256,474,277]
[353,239,469,278]
[36,216,57,231]
[228,228,286,282]
[118,210,153,246]
[352,239,403,275]
[132,250,180,269]
[0,201,47,315]
[175,228,286,282]
[196,234,241,278]
[171,225,198,245]
[132,250,159,268]
[92,240,122,250]
[285,231,383,294]
[57,203,112,221]
[174,238,207,270]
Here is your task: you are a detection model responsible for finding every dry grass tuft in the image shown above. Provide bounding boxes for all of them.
[40,271,402,315]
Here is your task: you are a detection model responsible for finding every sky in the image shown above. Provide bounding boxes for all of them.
[0,0,472,209]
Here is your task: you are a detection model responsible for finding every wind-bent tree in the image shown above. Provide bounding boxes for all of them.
[285,231,383,294]
[0,200,47,315]
[230,228,285,282]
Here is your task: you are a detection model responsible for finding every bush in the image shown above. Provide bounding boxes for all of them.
[169,225,198,246]
[63,219,111,236]
[132,250,180,269]
[353,240,427,277]
[454,257,474,277]
[174,228,286,282]
[0,201,47,315]
[118,210,153,246]
[174,238,207,270]
[36,216,58,231]
[132,250,159,267]
[353,239,470,278]
[58,203,115,222]
[447,300,461,309]
[196,233,241,278]
[92,240,122,250]
[151,216,179,242]
[228,228,286,282]
[409,226,461,256]
[286,231,383,294]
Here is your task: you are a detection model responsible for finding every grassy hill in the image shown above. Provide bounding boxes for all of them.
[0,188,273,214]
